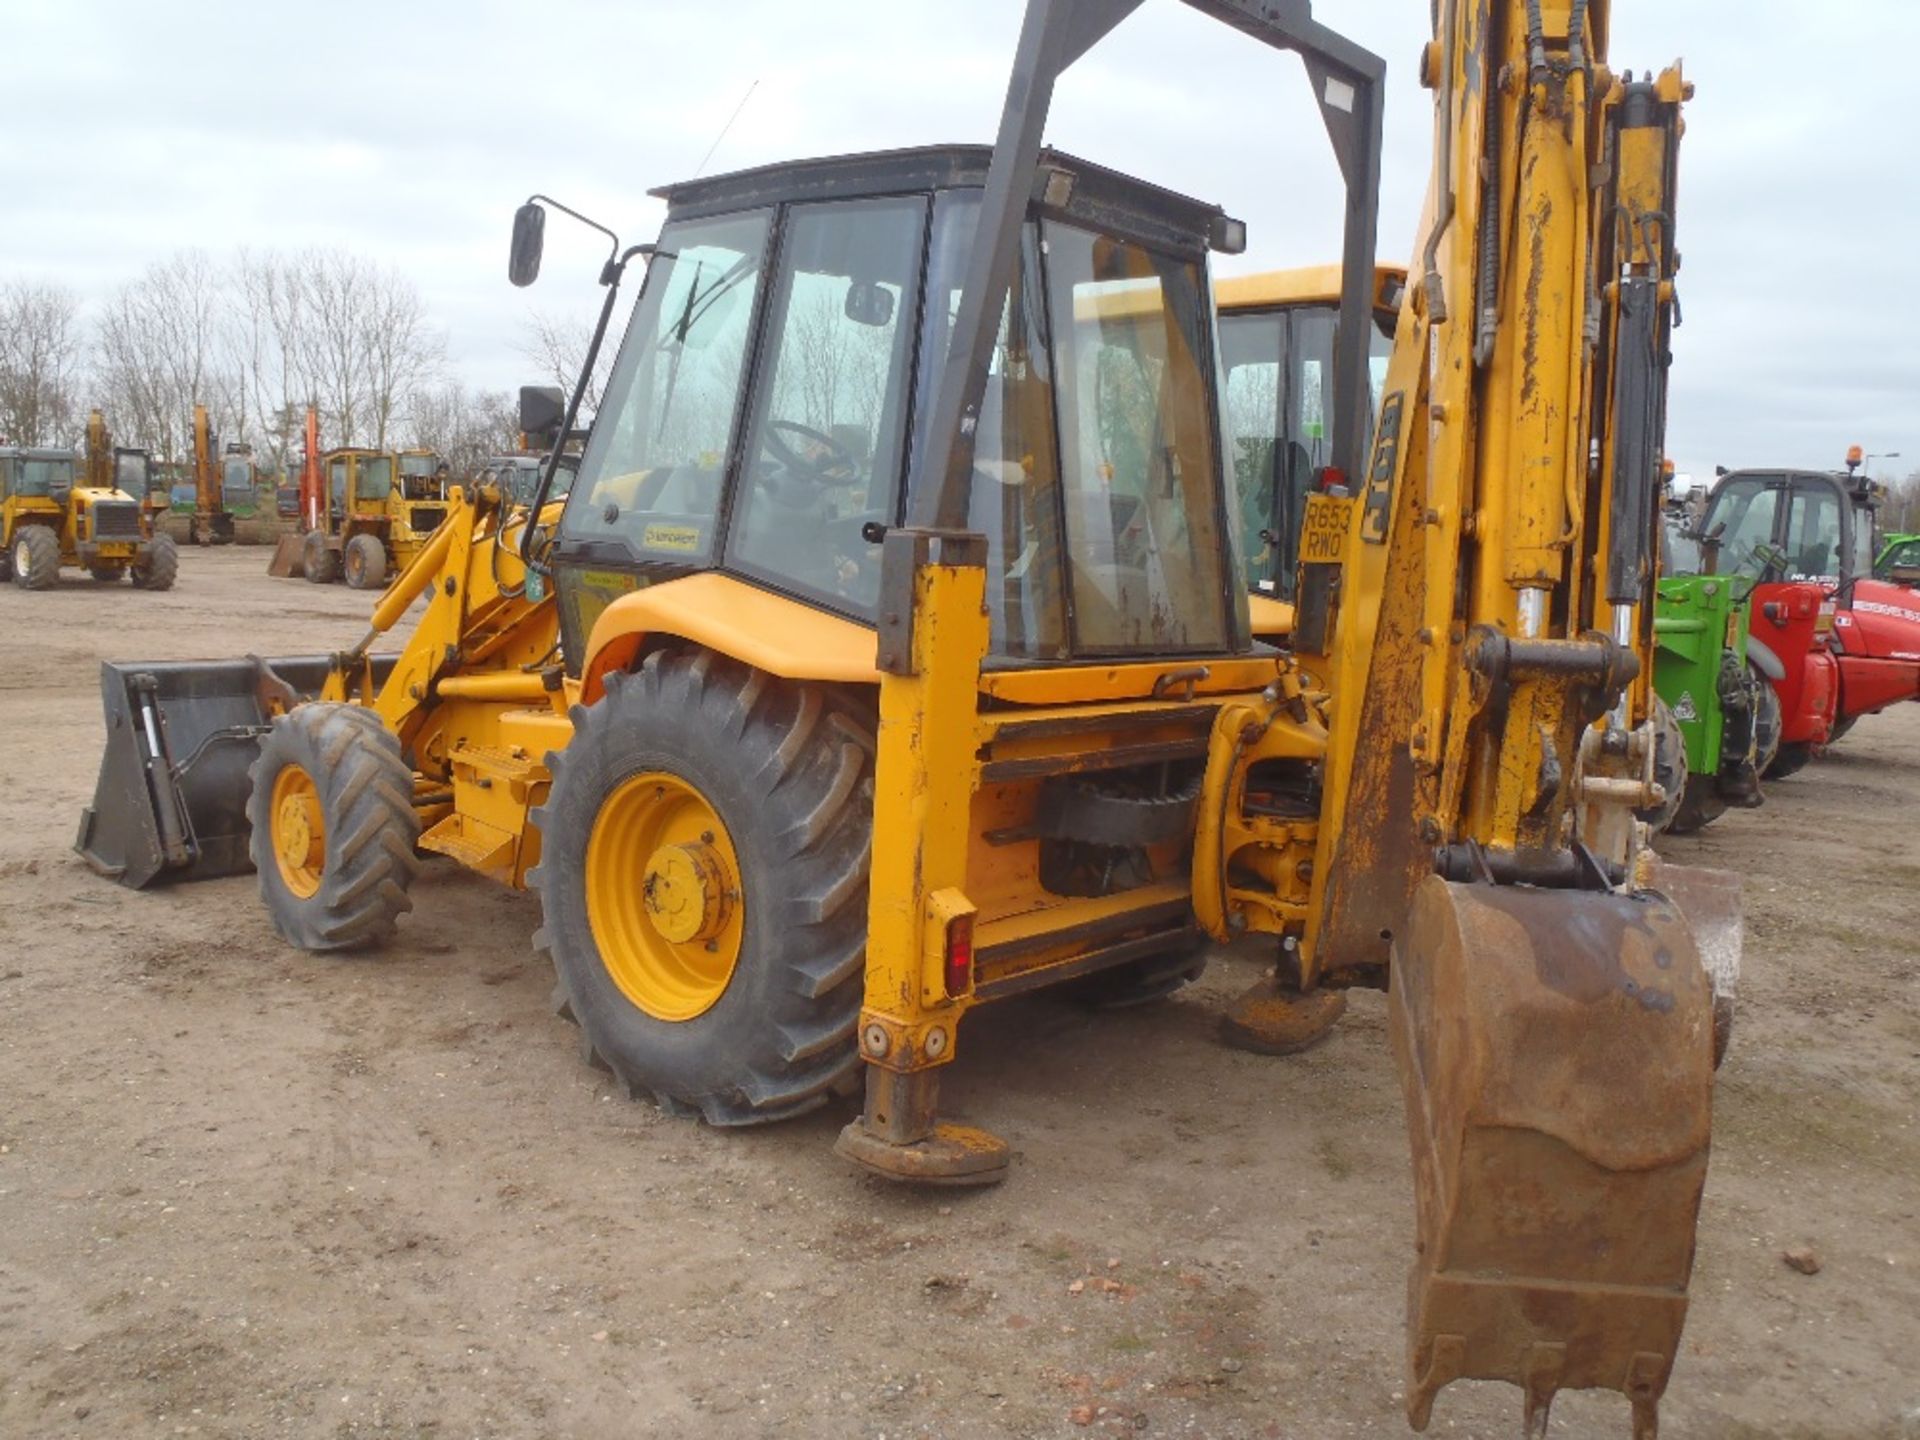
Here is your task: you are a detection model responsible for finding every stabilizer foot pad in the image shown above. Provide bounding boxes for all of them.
[834,1120,1010,1187]
[1219,979,1347,1055]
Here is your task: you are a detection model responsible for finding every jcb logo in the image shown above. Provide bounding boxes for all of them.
[1361,391,1402,545]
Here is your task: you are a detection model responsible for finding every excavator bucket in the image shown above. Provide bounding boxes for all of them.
[1390,874,1720,1438]
[267,532,306,577]
[75,655,393,888]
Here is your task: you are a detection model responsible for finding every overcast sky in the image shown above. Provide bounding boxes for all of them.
[7,0,1917,484]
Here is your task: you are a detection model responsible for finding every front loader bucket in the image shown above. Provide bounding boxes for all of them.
[1390,875,1721,1438]
[267,532,306,578]
[76,655,394,889]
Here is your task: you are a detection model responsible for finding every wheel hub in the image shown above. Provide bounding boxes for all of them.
[641,842,732,944]
[269,766,326,898]
[584,771,745,1022]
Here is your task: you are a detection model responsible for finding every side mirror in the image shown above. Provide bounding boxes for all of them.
[509,202,547,288]
[844,281,895,328]
[519,385,566,444]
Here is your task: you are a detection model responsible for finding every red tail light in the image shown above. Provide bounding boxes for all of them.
[943,912,975,998]
[1317,466,1348,493]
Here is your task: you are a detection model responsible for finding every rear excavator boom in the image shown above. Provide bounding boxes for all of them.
[1190,2,1733,1432]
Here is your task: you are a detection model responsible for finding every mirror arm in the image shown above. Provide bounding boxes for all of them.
[526,192,620,268]
[518,243,657,573]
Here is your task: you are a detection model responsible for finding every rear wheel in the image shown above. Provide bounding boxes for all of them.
[343,534,387,590]
[1767,741,1815,779]
[11,525,59,590]
[246,702,421,950]
[532,651,872,1125]
[302,530,338,584]
[1750,669,1782,773]
[129,534,177,591]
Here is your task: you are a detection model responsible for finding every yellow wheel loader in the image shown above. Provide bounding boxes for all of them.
[273,444,447,588]
[79,1,1738,1431]
[2,443,178,590]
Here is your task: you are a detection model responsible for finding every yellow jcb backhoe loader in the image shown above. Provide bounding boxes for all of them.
[79,1,1736,1431]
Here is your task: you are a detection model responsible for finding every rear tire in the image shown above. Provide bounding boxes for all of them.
[247,702,421,951]
[343,534,387,590]
[11,525,59,590]
[532,651,873,1125]
[129,534,177,591]
[302,530,338,584]
[1750,669,1782,774]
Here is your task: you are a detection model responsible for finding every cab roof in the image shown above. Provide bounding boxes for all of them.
[650,144,1230,258]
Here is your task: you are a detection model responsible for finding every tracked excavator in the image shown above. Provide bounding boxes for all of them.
[78,1,1735,1431]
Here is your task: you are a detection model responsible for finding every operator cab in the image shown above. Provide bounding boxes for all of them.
[1700,467,1877,586]
[550,146,1251,670]
[0,448,77,502]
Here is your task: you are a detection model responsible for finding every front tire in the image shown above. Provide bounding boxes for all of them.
[302,530,338,584]
[1636,696,1689,832]
[129,534,178,591]
[246,703,421,951]
[532,651,872,1125]
[343,534,387,590]
[11,525,59,590]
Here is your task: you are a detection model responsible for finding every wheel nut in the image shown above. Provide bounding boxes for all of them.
[862,1024,890,1057]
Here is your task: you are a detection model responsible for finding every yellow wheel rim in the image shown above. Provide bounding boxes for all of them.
[270,764,326,899]
[585,771,744,1022]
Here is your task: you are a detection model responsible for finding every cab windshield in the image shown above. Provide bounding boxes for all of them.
[400,454,438,479]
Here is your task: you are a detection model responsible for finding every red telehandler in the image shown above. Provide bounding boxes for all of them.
[1697,447,1920,773]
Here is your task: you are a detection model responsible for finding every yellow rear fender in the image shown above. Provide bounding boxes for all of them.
[580,571,880,703]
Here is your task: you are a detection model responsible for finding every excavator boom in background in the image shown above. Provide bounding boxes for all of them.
[80,2,1735,1432]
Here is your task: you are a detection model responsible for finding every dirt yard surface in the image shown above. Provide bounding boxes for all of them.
[2,547,1917,1440]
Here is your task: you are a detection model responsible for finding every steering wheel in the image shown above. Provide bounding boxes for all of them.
[763,419,862,488]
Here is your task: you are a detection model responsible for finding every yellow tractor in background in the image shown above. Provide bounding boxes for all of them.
[80,1,1736,1431]
[2,438,178,591]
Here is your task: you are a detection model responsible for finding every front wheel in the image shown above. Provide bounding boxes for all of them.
[129,534,178,591]
[532,651,873,1125]
[302,530,338,584]
[246,703,421,950]
[1636,697,1689,832]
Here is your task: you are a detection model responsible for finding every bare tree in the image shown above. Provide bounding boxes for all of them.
[232,248,312,476]
[405,383,519,478]
[94,251,234,460]
[0,280,85,446]
[1885,469,1920,535]
[361,268,445,449]
[517,308,621,414]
